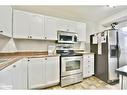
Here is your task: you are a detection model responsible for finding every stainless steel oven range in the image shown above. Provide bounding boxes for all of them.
[56,50,83,87]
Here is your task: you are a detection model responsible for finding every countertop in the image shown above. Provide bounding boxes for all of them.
[75,51,94,55]
[0,51,60,71]
[116,65,127,76]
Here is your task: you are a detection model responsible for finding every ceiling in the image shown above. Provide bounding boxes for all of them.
[12,5,127,22]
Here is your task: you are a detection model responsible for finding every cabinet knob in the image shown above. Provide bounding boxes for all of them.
[45,37,47,39]
[0,31,3,33]
[13,65,16,68]
[67,29,69,31]
[45,58,47,60]
[28,59,30,61]
[30,36,32,38]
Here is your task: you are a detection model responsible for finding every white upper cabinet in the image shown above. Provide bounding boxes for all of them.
[13,10,44,39]
[57,18,77,33]
[77,22,86,41]
[0,6,12,37]
[44,16,58,40]
[13,10,31,38]
[29,13,44,39]
[13,9,86,41]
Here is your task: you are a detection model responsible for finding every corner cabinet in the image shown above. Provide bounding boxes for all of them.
[28,56,60,89]
[13,10,44,39]
[83,54,94,78]
[0,6,12,37]
[0,58,27,89]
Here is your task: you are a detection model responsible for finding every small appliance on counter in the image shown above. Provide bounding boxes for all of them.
[56,44,83,87]
[47,45,56,55]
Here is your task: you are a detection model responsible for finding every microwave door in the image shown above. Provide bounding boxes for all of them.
[58,35,74,43]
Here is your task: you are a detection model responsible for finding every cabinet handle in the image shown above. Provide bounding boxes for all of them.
[45,58,47,60]
[13,65,16,68]
[28,60,30,61]
[30,36,32,38]
[0,31,3,33]
[67,29,69,31]
[45,37,47,39]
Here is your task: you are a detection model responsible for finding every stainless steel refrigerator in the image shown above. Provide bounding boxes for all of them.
[90,29,119,84]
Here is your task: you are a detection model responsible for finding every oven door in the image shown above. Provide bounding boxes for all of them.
[61,56,83,76]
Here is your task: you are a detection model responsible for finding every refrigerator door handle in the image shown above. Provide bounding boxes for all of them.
[118,45,121,58]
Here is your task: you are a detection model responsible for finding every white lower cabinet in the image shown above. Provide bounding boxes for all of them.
[83,54,94,78]
[0,58,27,89]
[28,58,45,89]
[28,56,60,89]
[45,57,60,86]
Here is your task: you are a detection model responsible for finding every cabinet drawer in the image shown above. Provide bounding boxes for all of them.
[84,63,93,67]
[83,66,94,78]
[83,58,94,63]
[83,55,94,59]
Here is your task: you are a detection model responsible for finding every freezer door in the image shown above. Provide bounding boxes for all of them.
[118,29,127,67]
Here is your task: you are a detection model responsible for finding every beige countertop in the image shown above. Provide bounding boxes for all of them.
[75,51,94,55]
[0,51,60,71]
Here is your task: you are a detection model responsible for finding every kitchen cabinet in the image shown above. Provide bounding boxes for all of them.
[0,6,12,37]
[57,18,77,33]
[28,58,45,89]
[28,56,60,89]
[83,54,94,78]
[13,10,44,39]
[77,22,86,41]
[0,58,27,89]
[45,57,59,85]
[44,16,58,40]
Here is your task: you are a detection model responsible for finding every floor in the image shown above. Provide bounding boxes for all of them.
[45,76,120,90]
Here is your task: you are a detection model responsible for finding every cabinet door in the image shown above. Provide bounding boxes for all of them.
[13,10,30,38]
[29,14,44,39]
[0,64,13,89]
[67,20,77,33]
[45,57,60,85]
[57,18,77,33]
[28,58,45,89]
[0,6,12,37]
[57,18,69,31]
[12,58,27,89]
[77,22,86,41]
[44,16,58,40]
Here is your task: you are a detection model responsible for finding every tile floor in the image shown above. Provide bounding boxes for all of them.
[44,76,120,90]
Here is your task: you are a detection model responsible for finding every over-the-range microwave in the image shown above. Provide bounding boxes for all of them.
[57,31,78,44]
